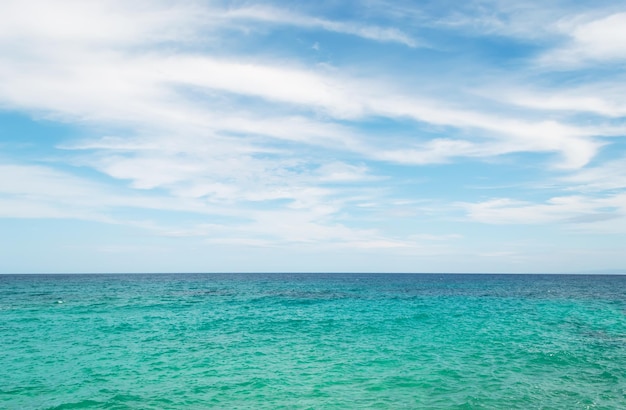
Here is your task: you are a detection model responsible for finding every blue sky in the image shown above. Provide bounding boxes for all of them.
[1,0,626,273]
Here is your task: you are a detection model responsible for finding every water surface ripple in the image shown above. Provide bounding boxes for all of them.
[2,273,625,409]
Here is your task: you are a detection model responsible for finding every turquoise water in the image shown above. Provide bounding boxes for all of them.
[1,273,625,409]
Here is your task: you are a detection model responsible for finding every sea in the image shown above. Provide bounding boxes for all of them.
[1,273,625,409]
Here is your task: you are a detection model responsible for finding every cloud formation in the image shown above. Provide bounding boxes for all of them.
[0,0,625,272]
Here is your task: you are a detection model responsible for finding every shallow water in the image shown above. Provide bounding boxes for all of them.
[2,273,625,409]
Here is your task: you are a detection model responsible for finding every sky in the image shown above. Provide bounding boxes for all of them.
[1,0,626,274]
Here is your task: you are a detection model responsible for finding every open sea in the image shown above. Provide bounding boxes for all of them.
[1,273,625,409]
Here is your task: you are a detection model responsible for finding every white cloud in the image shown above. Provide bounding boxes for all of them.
[491,89,626,118]
[1,0,626,269]
[464,194,626,227]
[314,162,375,183]
[0,0,418,51]
[540,12,626,66]
[0,0,201,51]
[563,158,626,192]
[219,5,418,47]
[0,163,221,219]
[0,0,607,172]
[1,162,461,251]
[375,1,626,70]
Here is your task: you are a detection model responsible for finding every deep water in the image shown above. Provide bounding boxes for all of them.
[2,273,625,409]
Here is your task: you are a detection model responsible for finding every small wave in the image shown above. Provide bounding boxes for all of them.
[46,399,104,409]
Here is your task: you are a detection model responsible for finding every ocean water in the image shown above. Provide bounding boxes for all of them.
[1,273,625,409]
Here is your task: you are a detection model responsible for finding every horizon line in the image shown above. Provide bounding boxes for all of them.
[1,271,625,276]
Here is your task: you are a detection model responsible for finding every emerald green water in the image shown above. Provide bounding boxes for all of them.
[2,273,625,409]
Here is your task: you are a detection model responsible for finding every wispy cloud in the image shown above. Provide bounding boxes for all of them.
[219,5,419,47]
[1,1,610,164]
[463,194,626,228]
[1,0,625,272]
[562,158,626,192]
